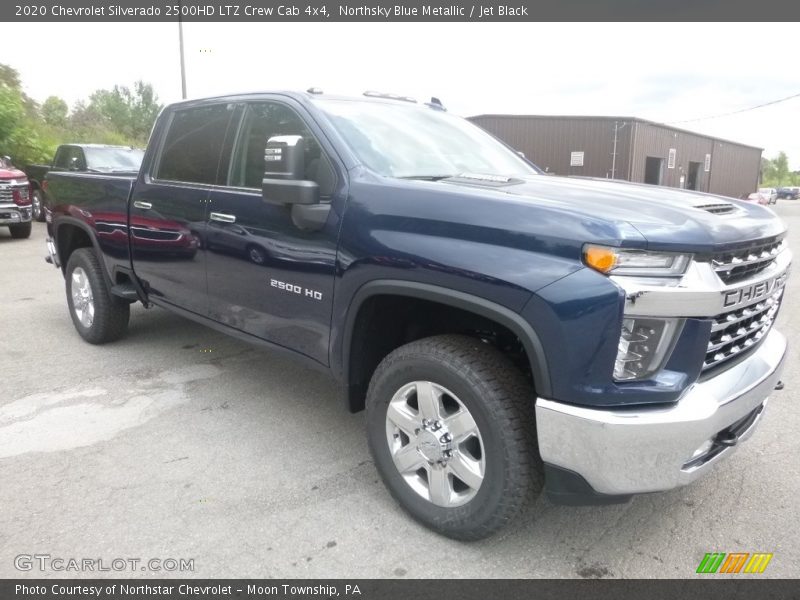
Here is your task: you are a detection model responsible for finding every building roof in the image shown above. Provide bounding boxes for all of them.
[468,114,763,152]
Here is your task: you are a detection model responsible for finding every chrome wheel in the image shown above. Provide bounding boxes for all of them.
[385,381,485,507]
[32,190,43,221]
[70,267,95,328]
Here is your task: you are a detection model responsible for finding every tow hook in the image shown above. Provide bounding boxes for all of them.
[716,432,739,447]
[774,380,784,391]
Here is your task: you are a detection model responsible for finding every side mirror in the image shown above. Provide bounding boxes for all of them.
[262,135,319,206]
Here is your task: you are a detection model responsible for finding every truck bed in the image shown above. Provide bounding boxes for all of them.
[46,171,137,278]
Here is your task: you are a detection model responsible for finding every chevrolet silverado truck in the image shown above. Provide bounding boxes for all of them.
[44,91,791,540]
[26,143,144,221]
[0,156,32,238]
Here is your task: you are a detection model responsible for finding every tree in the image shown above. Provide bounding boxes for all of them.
[41,96,68,128]
[0,64,51,166]
[761,151,792,187]
[86,81,162,145]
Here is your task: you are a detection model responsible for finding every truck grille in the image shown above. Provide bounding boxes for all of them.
[0,182,29,203]
[703,287,783,371]
[711,238,786,284]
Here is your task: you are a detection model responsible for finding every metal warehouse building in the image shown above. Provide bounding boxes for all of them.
[468,115,762,200]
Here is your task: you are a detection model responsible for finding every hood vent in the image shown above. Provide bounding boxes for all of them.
[694,202,737,215]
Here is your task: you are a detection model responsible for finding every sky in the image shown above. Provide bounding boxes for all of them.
[2,22,799,168]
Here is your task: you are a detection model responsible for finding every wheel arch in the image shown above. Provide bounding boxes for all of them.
[339,280,552,413]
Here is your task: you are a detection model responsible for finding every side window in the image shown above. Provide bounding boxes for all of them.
[54,147,71,169]
[73,148,87,170]
[228,102,335,196]
[155,104,235,185]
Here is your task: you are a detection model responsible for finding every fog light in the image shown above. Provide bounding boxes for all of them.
[613,317,680,381]
[691,438,715,459]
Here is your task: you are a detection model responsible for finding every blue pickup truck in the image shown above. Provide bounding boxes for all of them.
[44,91,791,540]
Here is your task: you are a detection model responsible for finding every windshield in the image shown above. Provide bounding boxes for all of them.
[316,99,539,179]
[83,147,144,172]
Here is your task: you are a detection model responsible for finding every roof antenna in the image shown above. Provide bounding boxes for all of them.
[426,97,446,111]
[306,87,323,95]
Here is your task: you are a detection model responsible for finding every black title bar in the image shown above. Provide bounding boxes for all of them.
[4,0,800,21]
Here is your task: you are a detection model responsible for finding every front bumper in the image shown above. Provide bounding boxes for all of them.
[536,328,786,499]
[0,203,32,225]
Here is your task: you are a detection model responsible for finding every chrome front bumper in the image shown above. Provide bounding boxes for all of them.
[536,329,787,496]
[0,203,32,225]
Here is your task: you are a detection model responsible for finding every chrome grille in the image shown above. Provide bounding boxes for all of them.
[0,183,29,203]
[703,288,783,371]
[712,238,786,283]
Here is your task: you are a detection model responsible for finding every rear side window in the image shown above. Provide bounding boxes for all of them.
[155,104,234,185]
[54,146,86,170]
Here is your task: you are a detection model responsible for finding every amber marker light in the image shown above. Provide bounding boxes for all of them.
[583,245,618,273]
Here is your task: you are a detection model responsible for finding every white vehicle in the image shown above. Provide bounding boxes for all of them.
[758,187,778,205]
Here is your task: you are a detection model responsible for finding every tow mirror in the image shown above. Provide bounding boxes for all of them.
[262,135,319,206]
[261,135,330,232]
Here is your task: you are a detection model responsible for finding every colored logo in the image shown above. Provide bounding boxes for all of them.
[696,552,773,574]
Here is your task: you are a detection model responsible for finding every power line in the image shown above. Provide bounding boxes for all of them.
[666,91,800,125]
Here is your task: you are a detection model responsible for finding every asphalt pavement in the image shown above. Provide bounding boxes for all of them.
[1,202,798,579]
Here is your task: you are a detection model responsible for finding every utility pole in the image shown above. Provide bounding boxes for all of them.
[611,121,627,179]
[178,3,187,99]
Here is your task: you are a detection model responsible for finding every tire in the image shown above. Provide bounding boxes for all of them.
[31,189,46,222]
[365,334,543,540]
[246,244,267,265]
[65,248,130,344]
[8,222,32,239]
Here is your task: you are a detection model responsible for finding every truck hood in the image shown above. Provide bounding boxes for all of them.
[0,167,27,180]
[444,175,786,252]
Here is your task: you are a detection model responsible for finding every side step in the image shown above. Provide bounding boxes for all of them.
[110,283,141,301]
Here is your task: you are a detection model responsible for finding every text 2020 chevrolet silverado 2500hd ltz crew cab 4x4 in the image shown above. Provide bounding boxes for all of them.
[44,91,791,540]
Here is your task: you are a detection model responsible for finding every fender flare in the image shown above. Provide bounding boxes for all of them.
[53,216,114,287]
[339,279,552,399]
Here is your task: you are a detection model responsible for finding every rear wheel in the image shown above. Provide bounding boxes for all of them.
[65,248,130,344]
[366,334,543,540]
[9,222,32,239]
[32,189,46,222]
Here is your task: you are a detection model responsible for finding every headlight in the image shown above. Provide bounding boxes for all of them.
[614,317,681,381]
[583,245,691,276]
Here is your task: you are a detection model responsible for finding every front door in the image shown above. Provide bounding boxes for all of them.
[204,100,342,364]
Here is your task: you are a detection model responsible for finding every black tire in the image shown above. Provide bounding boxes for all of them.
[8,221,32,239]
[65,247,130,344]
[246,244,267,265]
[366,334,543,540]
[32,189,46,222]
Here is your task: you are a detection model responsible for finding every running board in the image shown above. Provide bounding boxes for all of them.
[110,283,140,301]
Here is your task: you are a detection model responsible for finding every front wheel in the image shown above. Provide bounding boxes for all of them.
[8,222,32,239]
[366,335,543,540]
[32,189,46,222]
[65,248,130,344]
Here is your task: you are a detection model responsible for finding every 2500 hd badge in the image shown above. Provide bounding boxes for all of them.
[270,278,323,300]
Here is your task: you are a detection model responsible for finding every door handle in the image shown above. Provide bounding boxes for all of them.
[133,200,152,210]
[209,212,236,224]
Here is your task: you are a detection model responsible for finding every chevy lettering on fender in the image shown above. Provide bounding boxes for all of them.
[43,89,791,540]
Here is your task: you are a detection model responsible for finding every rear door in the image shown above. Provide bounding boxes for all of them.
[203,99,342,364]
[130,102,239,316]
